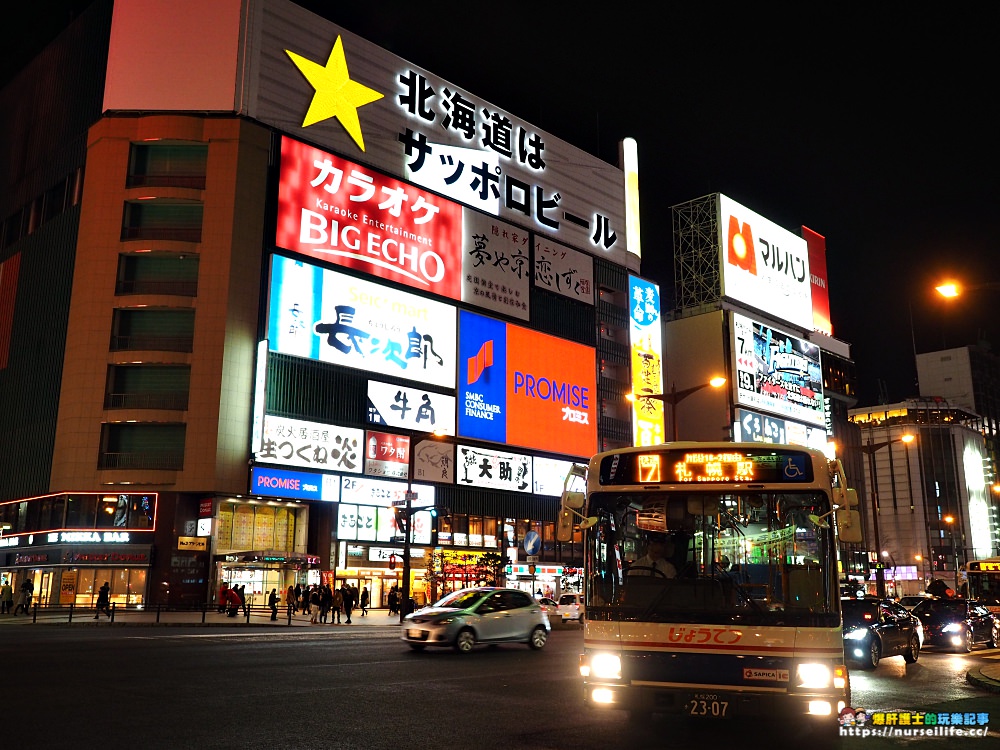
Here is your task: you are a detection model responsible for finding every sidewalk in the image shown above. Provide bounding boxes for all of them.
[0,605,405,628]
[966,662,1000,693]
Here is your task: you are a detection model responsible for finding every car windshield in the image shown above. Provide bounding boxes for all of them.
[912,600,966,619]
[433,590,486,609]
[841,600,879,627]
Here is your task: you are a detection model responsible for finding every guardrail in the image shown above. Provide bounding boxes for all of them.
[14,602,296,626]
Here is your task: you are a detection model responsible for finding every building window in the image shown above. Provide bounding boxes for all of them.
[110,308,195,353]
[127,143,208,189]
[105,364,190,410]
[98,423,186,471]
[121,200,203,242]
[116,253,199,296]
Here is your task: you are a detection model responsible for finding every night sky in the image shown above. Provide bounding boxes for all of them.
[6,2,998,407]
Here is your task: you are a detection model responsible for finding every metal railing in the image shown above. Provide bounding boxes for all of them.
[14,601,296,625]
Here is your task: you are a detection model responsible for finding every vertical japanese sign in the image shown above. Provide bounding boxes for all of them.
[461,211,530,320]
[533,236,595,305]
[267,254,457,388]
[458,310,597,458]
[731,312,825,427]
[628,275,664,446]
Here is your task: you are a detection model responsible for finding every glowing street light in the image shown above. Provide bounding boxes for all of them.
[627,376,727,442]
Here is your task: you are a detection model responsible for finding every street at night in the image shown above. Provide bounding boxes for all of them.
[3,620,998,749]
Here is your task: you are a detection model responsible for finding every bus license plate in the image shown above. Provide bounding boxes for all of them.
[684,694,729,718]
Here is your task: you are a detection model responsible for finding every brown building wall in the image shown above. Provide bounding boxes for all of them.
[50,114,270,495]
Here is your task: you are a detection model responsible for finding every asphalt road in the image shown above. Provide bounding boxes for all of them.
[3,623,998,750]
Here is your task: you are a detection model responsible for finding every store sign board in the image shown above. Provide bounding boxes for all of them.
[256,414,363,474]
[457,310,596,457]
[628,275,664,446]
[456,443,532,493]
[267,254,457,389]
[251,466,340,502]
[731,312,825,427]
[339,475,434,508]
[719,194,812,329]
[366,380,456,435]
[533,236,594,305]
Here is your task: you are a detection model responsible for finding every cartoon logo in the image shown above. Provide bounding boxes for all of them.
[727,214,757,274]
[467,341,494,385]
[285,36,384,151]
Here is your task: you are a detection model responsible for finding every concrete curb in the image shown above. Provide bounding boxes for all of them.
[966,667,1000,693]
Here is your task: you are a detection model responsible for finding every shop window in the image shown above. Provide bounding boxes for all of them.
[110,308,195,353]
[116,253,199,296]
[121,199,203,242]
[468,516,483,546]
[105,363,191,410]
[65,494,98,528]
[98,423,186,471]
[483,517,498,548]
[452,514,469,546]
[127,142,208,189]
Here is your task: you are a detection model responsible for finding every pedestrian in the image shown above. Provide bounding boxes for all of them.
[309,586,321,624]
[238,584,249,617]
[0,580,12,615]
[95,581,112,619]
[387,585,398,616]
[14,578,33,615]
[320,585,332,624]
[226,586,242,617]
[360,586,370,616]
[217,581,229,614]
[286,585,295,617]
[268,588,279,621]
[294,583,302,613]
[331,584,343,624]
[340,582,355,624]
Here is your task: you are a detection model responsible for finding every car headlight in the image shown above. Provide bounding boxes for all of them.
[942,623,964,633]
[843,628,869,640]
[796,663,832,689]
[584,652,622,680]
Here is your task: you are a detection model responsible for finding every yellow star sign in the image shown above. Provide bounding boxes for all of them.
[285,36,383,151]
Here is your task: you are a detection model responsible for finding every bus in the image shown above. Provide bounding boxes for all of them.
[965,558,1000,614]
[560,442,861,733]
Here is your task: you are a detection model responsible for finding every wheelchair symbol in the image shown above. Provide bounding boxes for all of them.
[783,458,804,478]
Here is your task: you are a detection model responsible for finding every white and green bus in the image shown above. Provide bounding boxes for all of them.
[561,442,860,734]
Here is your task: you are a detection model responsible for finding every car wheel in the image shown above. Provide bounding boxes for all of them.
[903,634,920,663]
[407,643,426,651]
[990,625,1000,649]
[528,626,548,650]
[862,638,880,670]
[963,630,974,653]
[454,628,476,654]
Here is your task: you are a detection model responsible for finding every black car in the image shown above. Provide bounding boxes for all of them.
[841,597,921,669]
[911,597,1000,652]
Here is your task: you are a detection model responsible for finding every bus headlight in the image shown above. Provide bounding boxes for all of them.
[796,662,831,689]
[587,652,622,680]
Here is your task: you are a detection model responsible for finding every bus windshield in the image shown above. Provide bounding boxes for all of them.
[584,490,839,627]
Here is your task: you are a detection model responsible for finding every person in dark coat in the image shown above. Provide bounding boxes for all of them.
[268,588,279,621]
[340,583,355,624]
[95,581,112,619]
[360,586,370,616]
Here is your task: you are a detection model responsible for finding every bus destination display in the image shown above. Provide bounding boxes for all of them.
[600,448,814,485]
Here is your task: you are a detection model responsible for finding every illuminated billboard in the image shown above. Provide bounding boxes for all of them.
[628,275,664,446]
[456,443,533,493]
[366,380,456,434]
[255,415,363,473]
[533,236,594,305]
[267,254,457,388]
[457,310,597,458]
[802,226,832,335]
[732,313,825,427]
[718,195,812,330]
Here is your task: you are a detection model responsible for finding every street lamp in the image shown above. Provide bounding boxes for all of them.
[628,376,727,441]
[860,432,915,598]
[935,281,1000,299]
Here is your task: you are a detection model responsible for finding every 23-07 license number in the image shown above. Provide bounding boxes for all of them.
[684,694,729,718]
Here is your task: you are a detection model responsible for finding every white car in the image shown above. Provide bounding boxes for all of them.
[557,592,585,622]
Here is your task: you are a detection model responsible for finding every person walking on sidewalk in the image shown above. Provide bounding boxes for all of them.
[340,582,355,624]
[268,588,279,621]
[331,585,343,624]
[286,585,296,618]
[0,580,12,614]
[95,581,112,619]
[360,586,370,616]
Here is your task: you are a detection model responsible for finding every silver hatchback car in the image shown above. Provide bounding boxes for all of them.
[402,587,551,654]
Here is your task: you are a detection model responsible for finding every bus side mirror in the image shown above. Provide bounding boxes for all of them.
[836,488,862,543]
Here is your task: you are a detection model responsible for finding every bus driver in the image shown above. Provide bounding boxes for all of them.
[632,534,677,578]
